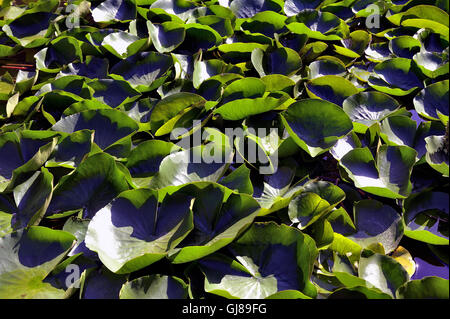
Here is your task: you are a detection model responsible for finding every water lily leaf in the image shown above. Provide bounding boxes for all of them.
[62,217,96,259]
[339,145,417,199]
[380,115,417,147]
[229,0,283,19]
[389,36,421,59]
[150,92,206,133]
[343,91,401,133]
[261,74,295,93]
[168,182,260,263]
[368,57,424,95]
[126,140,180,178]
[2,11,55,48]
[255,166,304,215]
[219,164,253,195]
[358,250,410,297]
[397,277,449,299]
[92,0,137,23]
[308,59,346,79]
[287,10,349,41]
[80,266,127,299]
[288,181,346,229]
[0,226,75,299]
[0,131,58,190]
[403,190,449,245]
[149,145,232,189]
[35,75,92,100]
[413,51,449,79]
[221,77,266,104]
[240,11,287,37]
[251,45,302,77]
[35,36,83,73]
[365,42,393,62]
[11,167,53,230]
[119,275,188,299]
[101,31,147,59]
[387,4,449,27]
[199,222,318,299]
[328,285,392,299]
[335,30,372,57]
[284,0,322,16]
[110,51,173,92]
[327,207,357,236]
[413,80,449,124]
[183,23,222,51]
[214,96,286,121]
[88,79,141,108]
[0,31,20,58]
[147,21,186,53]
[0,210,13,239]
[305,75,359,107]
[46,152,130,219]
[281,99,353,157]
[85,188,193,273]
[150,0,197,21]
[195,14,234,38]
[47,130,94,168]
[425,135,449,176]
[192,58,242,89]
[14,70,38,95]
[52,109,138,150]
[59,56,109,79]
[347,200,404,254]
[397,20,449,43]
[218,42,269,63]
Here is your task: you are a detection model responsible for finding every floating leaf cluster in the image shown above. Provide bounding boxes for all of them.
[0,0,448,299]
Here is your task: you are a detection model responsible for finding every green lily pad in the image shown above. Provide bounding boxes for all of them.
[288,181,346,230]
[85,188,193,273]
[306,75,359,106]
[46,152,130,219]
[368,57,424,96]
[396,277,449,299]
[280,98,353,157]
[119,275,189,299]
[347,200,404,254]
[343,91,401,133]
[167,182,260,263]
[358,250,410,298]
[0,226,75,299]
[413,80,449,122]
[147,21,186,53]
[339,145,417,199]
[199,222,318,299]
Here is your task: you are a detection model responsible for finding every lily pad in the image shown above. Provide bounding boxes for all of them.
[280,98,353,157]
[347,200,404,254]
[368,57,424,96]
[0,226,75,299]
[339,145,417,199]
[119,275,189,299]
[306,75,360,106]
[168,182,260,263]
[85,188,193,273]
[199,222,318,299]
[46,152,130,219]
[413,80,449,122]
[92,0,137,23]
[110,51,173,92]
[343,91,401,133]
